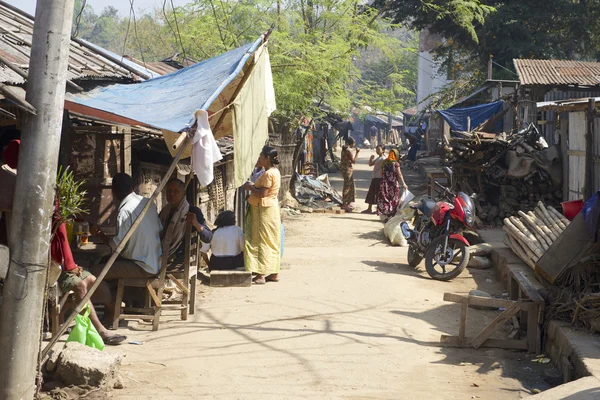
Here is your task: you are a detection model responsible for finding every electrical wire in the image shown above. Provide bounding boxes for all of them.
[170,0,188,66]
[120,3,132,64]
[72,0,87,38]
[129,0,148,72]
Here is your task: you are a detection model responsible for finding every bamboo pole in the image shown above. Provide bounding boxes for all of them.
[547,206,570,229]
[526,211,558,243]
[517,211,551,250]
[537,202,565,235]
[504,234,536,269]
[504,218,544,258]
[41,134,191,359]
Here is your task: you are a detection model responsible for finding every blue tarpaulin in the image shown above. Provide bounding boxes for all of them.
[65,42,256,132]
[436,101,504,132]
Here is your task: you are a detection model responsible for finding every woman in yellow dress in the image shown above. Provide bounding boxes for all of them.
[242,146,281,284]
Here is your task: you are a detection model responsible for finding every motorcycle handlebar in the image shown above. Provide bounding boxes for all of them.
[434,180,454,196]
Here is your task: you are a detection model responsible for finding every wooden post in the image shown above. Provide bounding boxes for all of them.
[585,98,595,200]
[0,0,75,397]
[42,134,192,359]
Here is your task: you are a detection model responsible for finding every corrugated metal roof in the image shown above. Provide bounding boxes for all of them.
[0,1,147,85]
[514,59,600,87]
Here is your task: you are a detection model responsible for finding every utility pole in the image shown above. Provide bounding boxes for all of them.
[0,0,74,398]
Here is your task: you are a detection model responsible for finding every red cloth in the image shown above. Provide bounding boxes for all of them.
[50,221,78,271]
[2,139,19,169]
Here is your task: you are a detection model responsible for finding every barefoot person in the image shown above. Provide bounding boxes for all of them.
[340,137,359,212]
[1,138,125,345]
[377,148,408,221]
[243,146,281,284]
[362,145,385,214]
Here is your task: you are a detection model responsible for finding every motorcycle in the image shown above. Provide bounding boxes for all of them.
[401,167,476,281]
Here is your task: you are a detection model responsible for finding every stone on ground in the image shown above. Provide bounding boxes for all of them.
[469,243,493,256]
[210,270,252,287]
[56,342,122,388]
[468,255,492,269]
[469,289,492,298]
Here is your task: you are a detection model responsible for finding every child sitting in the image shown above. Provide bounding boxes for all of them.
[209,211,244,271]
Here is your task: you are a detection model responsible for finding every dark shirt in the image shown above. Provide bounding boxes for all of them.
[370,126,378,136]
[170,205,212,266]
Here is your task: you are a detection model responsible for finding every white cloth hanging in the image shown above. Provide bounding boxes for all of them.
[191,109,223,187]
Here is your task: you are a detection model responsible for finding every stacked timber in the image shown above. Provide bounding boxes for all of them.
[441,128,561,226]
[502,201,570,269]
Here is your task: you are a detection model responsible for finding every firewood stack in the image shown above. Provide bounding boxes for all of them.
[441,129,562,226]
[502,201,570,269]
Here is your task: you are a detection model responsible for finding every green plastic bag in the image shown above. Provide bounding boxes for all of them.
[66,303,105,351]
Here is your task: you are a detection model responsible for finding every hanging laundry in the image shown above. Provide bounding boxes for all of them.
[191,109,222,187]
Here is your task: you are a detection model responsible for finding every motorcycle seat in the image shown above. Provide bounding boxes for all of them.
[417,198,437,218]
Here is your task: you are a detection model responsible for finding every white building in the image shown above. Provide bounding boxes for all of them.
[416,29,451,112]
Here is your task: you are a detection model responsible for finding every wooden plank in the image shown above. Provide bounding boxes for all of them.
[166,274,190,294]
[536,213,600,284]
[443,293,529,311]
[122,127,131,175]
[470,303,521,349]
[512,271,544,304]
[527,303,541,353]
[459,300,468,346]
[146,281,162,307]
[440,335,528,350]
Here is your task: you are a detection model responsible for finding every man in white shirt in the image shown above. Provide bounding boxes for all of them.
[91,173,162,279]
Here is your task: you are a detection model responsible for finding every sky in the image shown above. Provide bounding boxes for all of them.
[8,0,189,16]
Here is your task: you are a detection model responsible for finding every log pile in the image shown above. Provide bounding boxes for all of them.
[502,201,570,269]
[440,127,562,226]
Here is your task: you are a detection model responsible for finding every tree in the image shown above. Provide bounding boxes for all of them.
[172,0,416,129]
[378,0,600,77]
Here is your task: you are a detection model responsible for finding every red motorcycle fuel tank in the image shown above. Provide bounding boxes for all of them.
[431,201,453,225]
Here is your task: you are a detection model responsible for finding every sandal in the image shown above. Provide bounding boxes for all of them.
[360,210,372,214]
[266,274,279,282]
[252,276,266,285]
[103,334,127,346]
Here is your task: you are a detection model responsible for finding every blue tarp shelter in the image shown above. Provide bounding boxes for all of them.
[65,33,276,187]
[65,41,257,133]
[436,101,504,132]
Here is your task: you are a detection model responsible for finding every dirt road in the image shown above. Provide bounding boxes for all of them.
[107,149,551,399]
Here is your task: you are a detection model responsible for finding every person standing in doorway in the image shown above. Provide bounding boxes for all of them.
[243,146,281,284]
[362,145,385,214]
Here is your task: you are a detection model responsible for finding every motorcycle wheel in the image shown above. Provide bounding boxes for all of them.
[407,246,423,268]
[425,236,470,281]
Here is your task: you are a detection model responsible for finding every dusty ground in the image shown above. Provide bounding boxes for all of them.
[96,149,556,399]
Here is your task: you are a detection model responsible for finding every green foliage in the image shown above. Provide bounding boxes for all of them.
[380,0,600,81]
[71,0,418,128]
[55,167,88,224]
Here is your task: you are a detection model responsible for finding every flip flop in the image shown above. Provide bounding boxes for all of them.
[103,334,127,346]
[252,277,266,285]
[360,210,372,214]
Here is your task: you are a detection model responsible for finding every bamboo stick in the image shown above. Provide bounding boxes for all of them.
[517,211,551,250]
[508,216,546,255]
[504,229,540,263]
[537,202,565,235]
[504,234,536,269]
[527,211,558,242]
[547,206,570,229]
[534,205,562,237]
[504,218,545,258]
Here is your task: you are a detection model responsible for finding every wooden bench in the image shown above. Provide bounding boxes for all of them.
[441,291,542,353]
